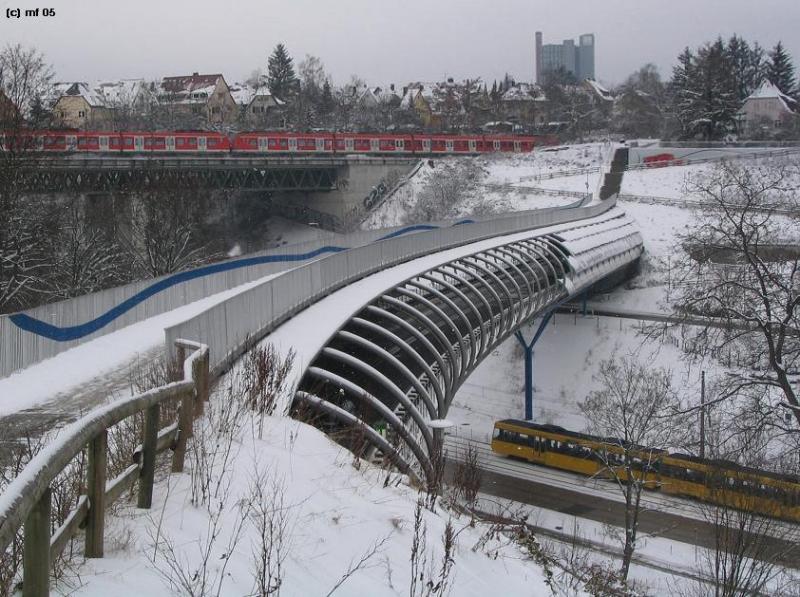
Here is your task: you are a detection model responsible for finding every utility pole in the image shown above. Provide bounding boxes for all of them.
[699,370,706,460]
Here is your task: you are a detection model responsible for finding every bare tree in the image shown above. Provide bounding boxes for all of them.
[119,186,217,278]
[52,197,128,299]
[0,44,53,130]
[578,356,683,581]
[672,159,800,434]
[693,465,795,597]
[0,45,55,313]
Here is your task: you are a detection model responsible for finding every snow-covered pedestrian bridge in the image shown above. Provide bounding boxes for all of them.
[289,206,642,482]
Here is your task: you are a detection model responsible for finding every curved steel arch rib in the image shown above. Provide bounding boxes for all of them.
[291,214,643,486]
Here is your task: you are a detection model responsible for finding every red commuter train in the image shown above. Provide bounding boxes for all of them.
[1,130,554,156]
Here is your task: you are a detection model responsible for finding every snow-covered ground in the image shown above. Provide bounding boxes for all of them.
[620,163,710,199]
[59,415,556,597]
[8,144,799,595]
[361,144,608,229]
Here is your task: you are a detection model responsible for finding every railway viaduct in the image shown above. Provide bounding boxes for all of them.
[13,154,417,229]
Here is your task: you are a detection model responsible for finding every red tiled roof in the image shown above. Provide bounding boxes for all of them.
[161,74,223,93]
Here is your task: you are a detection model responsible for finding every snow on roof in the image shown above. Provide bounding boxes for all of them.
[55,82,108,107]
[399,88,417,109]
[159,73,224,104]
[228,83,284,107]
[373,85,401,103]
[502,83,544,102]
[745,80,798,113]
[584,78,613,101]
[228,83,256,106]
[95,79,147,106]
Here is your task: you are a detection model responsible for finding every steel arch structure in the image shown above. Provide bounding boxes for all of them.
[292,210,644,484]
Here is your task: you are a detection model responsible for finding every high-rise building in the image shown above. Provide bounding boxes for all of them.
[535,32,595,84]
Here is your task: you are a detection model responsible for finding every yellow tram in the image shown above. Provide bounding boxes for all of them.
[491,419,800,522]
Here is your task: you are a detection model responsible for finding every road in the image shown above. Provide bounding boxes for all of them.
[444,436,800,569]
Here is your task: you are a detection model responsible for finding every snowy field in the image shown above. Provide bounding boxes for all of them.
[59,416,556,596]
[361,144,608,229]
[7,144,800,595]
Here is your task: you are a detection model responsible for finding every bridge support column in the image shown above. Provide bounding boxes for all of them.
[514,311,554,421]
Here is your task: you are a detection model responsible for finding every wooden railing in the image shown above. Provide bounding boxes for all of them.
[0,339,210,597]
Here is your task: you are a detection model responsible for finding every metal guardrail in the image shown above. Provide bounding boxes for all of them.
[0,217,493,379]
[164,197,620,386]
[0,340,210,597]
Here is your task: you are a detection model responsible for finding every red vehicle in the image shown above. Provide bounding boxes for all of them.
[4,130,553,156]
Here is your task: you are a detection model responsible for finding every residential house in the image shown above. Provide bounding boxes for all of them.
[401,81,465,129]
[362,85,402,127]
[229,82,284,127]
[739,81,798,137]
[156,73,237,127]
[52,82,114,129]
[501,83,547,127]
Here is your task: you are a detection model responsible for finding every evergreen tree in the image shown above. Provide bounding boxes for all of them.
[725,35,763,102]
[766,41,796,96]
[267,43,299,101]
[319,79,334,119]
[670,41,739,140]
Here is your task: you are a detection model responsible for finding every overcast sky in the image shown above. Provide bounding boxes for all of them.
[3,0,799,88]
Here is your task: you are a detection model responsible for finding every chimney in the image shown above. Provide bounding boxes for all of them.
[192,72,199,77]
[390,83,395,91]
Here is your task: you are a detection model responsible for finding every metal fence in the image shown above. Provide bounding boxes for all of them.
[0,215,507,379]
[165,198,619,384]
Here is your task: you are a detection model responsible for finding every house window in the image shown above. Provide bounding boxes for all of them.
[78,110,86,118]
[211,106,221,114]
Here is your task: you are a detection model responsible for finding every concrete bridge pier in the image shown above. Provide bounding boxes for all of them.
[271,157,417,230]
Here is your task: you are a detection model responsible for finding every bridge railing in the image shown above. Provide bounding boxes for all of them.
[0,340,210,597]
[165,198,618,386]
[1,216,501,379]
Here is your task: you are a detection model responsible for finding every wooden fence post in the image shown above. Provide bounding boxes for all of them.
[176,344,186,370]
[137,403,160,509]
[23,487,51,597]
[85,430,108,557]
[172,388,194,473]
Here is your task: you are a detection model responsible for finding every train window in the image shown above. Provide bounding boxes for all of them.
[124,138,134,148]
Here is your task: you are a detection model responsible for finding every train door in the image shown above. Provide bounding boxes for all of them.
[345,138,355,152]
[288,137,297,153]
[197,136,207,152]
[445,139,454,153]
[493,139,501,152]
[468,139,477,153]
[258,137,268,152]
[166,136,175,152]
[395,138,404,152]
[315,137,325,153]
[513,140,521,152]
[65,134,77,152]
[99,136,110,152]
[422,138,431,153]
[132,136,144,152]
[370,138,379,153]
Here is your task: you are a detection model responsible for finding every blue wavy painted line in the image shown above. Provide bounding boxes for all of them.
[10,245,348,342]
[9,220,474,342]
